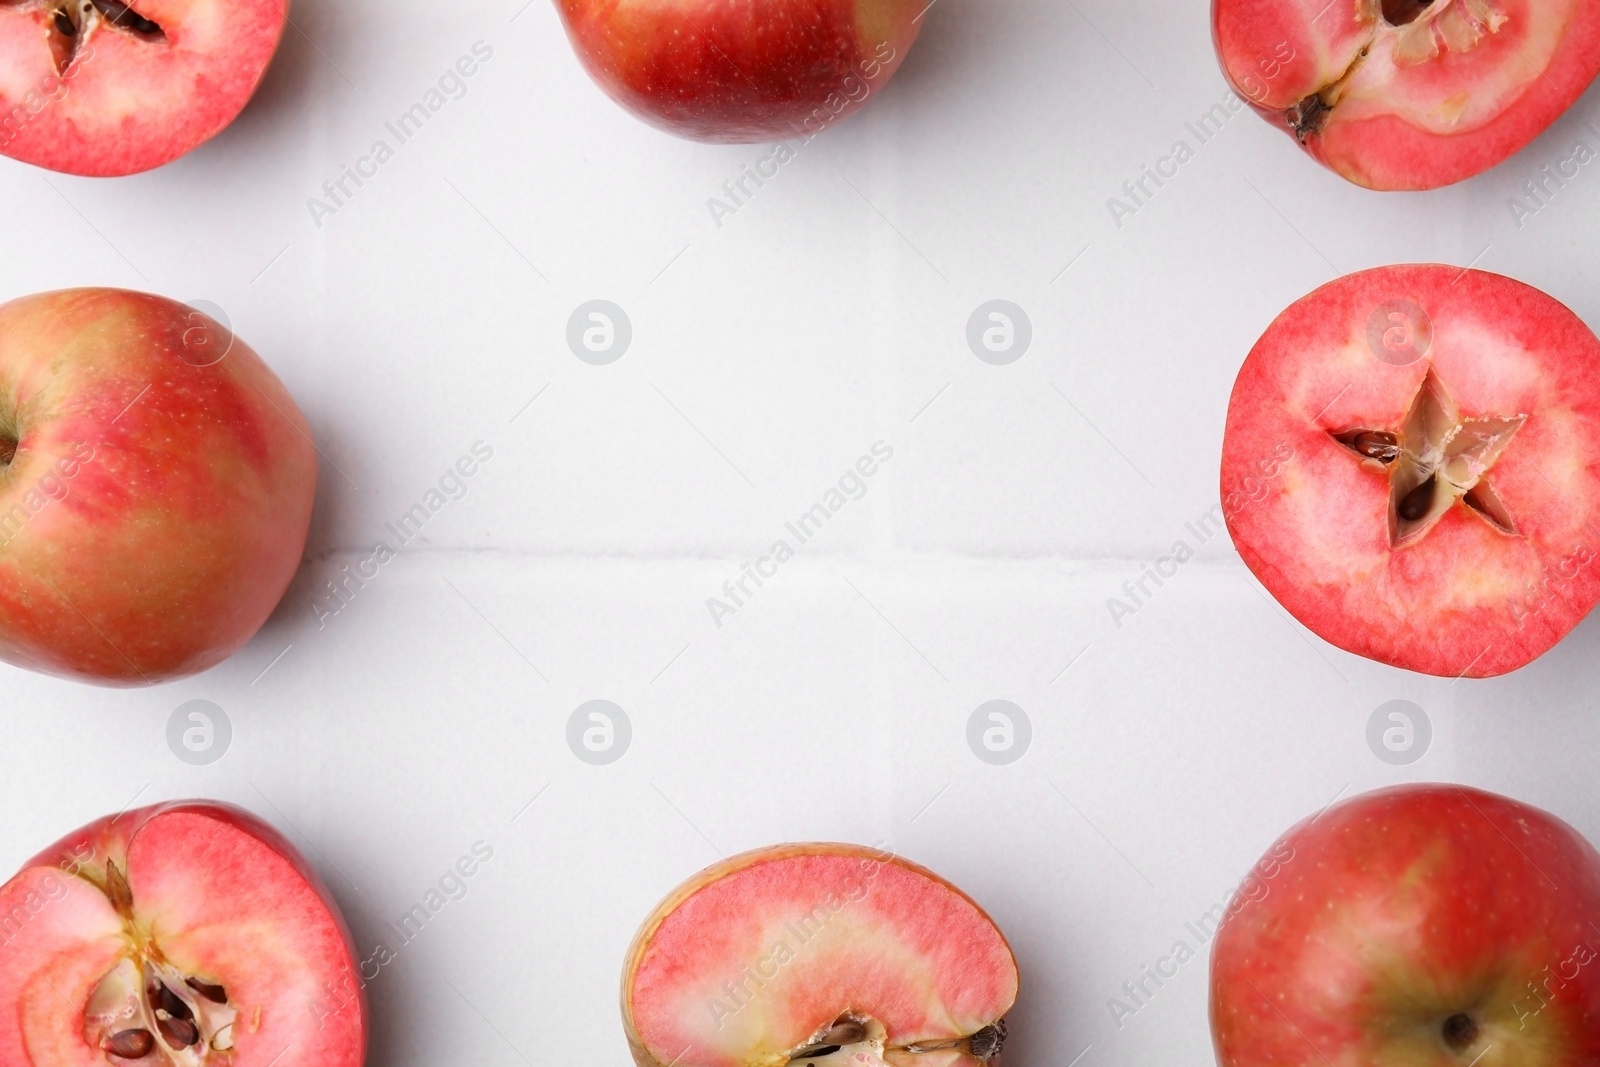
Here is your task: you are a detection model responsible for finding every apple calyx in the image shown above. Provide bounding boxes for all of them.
[2,0,165,75]
[1332,369,1525,547]
[81,860,240,1064]
[1287,0,1508,141]
[789,1015,1007,1065]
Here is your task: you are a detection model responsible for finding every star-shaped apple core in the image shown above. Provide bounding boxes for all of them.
[1332,371,1526,548]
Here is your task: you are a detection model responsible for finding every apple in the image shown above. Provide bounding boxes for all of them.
[1213,0,1600,189]
[0,800,366,1066]
[0,0,288,177]
[1210,783,1600,1065]
[1221,264,1600,677]
[553,0,922,143]
[0,288,316,685]
[622,843,1017,1066]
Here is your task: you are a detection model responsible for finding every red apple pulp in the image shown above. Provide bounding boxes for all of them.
[1221,264,1600,677]
[554,0,923,143]
[0,288,316,685]
[1213,0,1600,189]
[1210,784,1600,1065]
[622,843,1018,1066]
[0,0,288,177]
[0,800,366,1067]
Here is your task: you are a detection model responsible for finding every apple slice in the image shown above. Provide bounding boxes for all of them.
[1213,0,1600,188]
[1221,264,1600,677]
[0,801,366,1067]
[622,844,1018,1067]
[1210,784,1600,1065]
[0,0,289,176]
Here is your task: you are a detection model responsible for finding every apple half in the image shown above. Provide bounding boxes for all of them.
[1221,264,1600,677]
[1210,784,1600,1065]
[622,843,1018,1067]
[1213,0,1600,189]
[0,0,289,176]
[0,801,366,1066]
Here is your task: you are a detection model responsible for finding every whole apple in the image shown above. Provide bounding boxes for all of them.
[623,843,1016,1066]
[0,800,366,1066]
[0,0,289,177]
[0,288,316,685]
[554,0,923,143]
[1210,784,1600,1065]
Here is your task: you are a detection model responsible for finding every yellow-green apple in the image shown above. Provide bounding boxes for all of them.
[0,288,316,686]
[622,843,1018,1066]
[0,800,366,1066]
[1211,784,1600,1065]
[554,0,924,143]
[0,0,289,177]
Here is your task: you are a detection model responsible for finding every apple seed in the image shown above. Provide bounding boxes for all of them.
[102,1028,155,1059]
[185,977,228,1004]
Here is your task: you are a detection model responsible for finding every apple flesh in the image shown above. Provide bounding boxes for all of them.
[0,288,316,685]
[554,0,922,143]
[1221,264,1600,677]
[1210,784,1600,1065]
[1213,0,1600,189]
[0,801,366,1067]
[622,843,1017,1066]
[0,0,288,176]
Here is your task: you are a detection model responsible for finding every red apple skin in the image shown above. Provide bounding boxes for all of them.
[1210,784,1600,1066]
[1221,265,1600,678]
[554,0,922,143]
[1213,0,1600,189]
[0,800,366,1067]
[0,288,316,686]
[0,0,289,177]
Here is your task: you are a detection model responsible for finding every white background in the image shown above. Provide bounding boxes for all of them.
[3,0,1600,1064]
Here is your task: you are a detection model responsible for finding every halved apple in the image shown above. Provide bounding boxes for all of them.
[622,843,1018,1067]
[0,801,366,1066]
